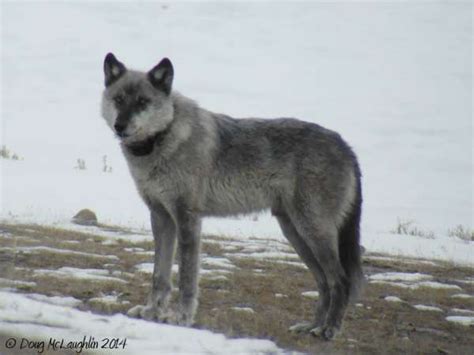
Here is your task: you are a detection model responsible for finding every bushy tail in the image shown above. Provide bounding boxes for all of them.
[338,164,365,302]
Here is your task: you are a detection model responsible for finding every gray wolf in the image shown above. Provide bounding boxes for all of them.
[101,53,363,340]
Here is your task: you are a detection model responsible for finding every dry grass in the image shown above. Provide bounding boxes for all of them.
[391,219,435,239]
[1,222,473,354]
[448,225,474,242]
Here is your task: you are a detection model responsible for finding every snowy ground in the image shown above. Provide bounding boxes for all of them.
[0,1,472,354]
[0,291,280,354]
[1,1,472,245]
[0,222,473,353]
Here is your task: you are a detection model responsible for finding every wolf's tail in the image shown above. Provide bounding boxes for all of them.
[338,163,364,302]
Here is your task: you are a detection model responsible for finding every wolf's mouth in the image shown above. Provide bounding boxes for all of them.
[116,132,129,139]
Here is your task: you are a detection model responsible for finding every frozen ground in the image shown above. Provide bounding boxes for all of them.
[0,291,280,354]
[0,222,473,353]
[0,2,472,353]
[0,1,472,260]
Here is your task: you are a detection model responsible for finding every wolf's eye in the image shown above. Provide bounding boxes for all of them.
[113,95,125,105]
[136,96,150,108]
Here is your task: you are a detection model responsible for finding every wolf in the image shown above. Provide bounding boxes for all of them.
[101,53,363,340]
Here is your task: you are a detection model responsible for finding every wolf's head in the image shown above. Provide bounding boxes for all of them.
[101,53,174,147]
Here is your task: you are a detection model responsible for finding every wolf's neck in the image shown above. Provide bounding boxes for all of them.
[125,125,171,157]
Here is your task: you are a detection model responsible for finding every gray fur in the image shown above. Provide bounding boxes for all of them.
[101,54,364,340]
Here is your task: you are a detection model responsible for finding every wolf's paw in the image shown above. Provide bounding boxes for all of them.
[127,304,155,320]
[127,304,146,318]
[309,325,339,340]
[127,304,172,323]
[289,321,320,334]
[172,307,195,326]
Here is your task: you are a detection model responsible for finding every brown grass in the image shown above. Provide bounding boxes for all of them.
[1,222,473,354]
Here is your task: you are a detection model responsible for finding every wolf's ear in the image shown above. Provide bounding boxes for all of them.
[148,58,174,95]
[104,53,126,87]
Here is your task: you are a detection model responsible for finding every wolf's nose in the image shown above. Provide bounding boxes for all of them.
[114,122,126,133]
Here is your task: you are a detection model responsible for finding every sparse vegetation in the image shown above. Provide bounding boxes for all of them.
[102,155,113,173]
[74,158,86,170]
[448,225,474,242]
[0,145,21,160]
[0,222,473,354]
[391,218,435,239]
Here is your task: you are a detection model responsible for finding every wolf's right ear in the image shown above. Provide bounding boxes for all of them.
[147,58,174,95]
[104,53,126,87]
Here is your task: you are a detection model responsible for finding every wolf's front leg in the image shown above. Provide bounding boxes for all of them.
[175,204,201,326]
[128,208,176,321]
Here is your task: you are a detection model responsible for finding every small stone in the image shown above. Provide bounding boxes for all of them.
[72,209,98,226]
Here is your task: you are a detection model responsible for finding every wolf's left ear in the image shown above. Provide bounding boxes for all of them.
[148,58,174,95]
[104,53,126,87]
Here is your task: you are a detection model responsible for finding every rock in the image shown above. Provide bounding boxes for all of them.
[72,209,98,226]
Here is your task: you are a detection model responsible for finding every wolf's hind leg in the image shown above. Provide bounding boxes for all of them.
[273,207,330,333]
[291,211,350,340]
[128,208,176,322]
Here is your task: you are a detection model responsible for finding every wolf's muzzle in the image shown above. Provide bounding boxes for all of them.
[114,122,126,133]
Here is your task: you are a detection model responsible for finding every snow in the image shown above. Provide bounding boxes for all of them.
[369,273,463,290]
[89,294,130,306]
[363,255,438,267]
[445,316,474,327]
[231,307,255,314]
[455,278,474,285]
[0,245,119,260]
[34,267,127,284]
[450,308,474,316]
[124,247,145,252]
[226,251,299,260]
[301,291,320,299]
[0,278,36,288]
[371,280,462,291]
[270,260,307,270]
[135,262,232,277]
[0,291,281,354]
[1,1,472,267]
[384,296,403,303]
[202,257,238,270]
[369,272,433,282]
[416,282,462,291]
[0,2,472,351]
[450,294,474,300]
[413,305,443,313]
[26,293,82,308]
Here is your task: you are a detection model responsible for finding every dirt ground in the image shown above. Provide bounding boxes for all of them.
[0,222,473,354]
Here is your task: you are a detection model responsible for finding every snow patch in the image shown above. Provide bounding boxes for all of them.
[0,291,281,354]
[231,307,255,314]
[0,278,36,288]
[27,293,82,307]
[34,267,127,283]
[89,293,130,305]
[450,294,474,299]
[384,296,403,303]
[0,246,119,261]
[450,308,474,316]
[202,257,238,270]
[369,272,432,282]
[301,291,319,299]
[413,304,443,312]
[371,280,462,291]
[445,316,474,326]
